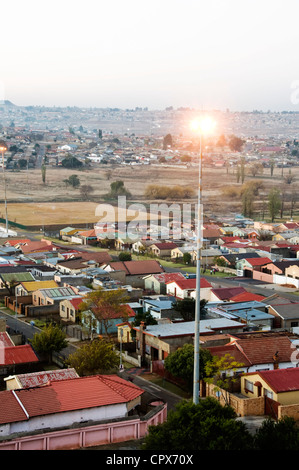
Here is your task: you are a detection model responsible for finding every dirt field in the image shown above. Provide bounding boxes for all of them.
[0,164,298,227]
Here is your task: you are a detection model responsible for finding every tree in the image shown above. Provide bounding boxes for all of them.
[290,187,298,218]
[109,180,131,198]
[257,229,273,241]
[214,256,227,267]
[250,163,263,177]
[280,185,287,219]
[172,298,208,321]
[284,174,296,185]
[79,287,130,337]
[18,159,27,169]
[241,186,255,218]
[64,174,80,188]
[254,416,299,451]
[41,163,46,184]
[67,338,119,376]
[30,324,68,363]
[130,311,158,342]
[268,188,281,222]
[80,184,94,200]
[204,353,245,404]
[240,157,246,184]
[163,133,173,150]
[229,135,245,152]
[270,159,275,177]
[183,252,192,264]
[61,156,83,168]
[142,398,253,451]
[164,344,212,390]
[216,134,226,148]
[118,251,132,261]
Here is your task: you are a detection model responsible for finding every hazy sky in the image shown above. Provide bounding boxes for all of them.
[1,0,299,111]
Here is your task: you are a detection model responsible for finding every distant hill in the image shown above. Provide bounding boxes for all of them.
[0,100,17,107]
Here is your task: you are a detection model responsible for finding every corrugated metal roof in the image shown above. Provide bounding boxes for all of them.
[10,368,79,389]
[0,332,15,347]
[0,345,39,366]
[256,368,299,393]
[1,272,35,283]
[38,287,78,298]
[20,280,58,291]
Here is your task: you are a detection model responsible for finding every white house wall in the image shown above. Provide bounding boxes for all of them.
[0,403,127,438]
[273,274,299,288]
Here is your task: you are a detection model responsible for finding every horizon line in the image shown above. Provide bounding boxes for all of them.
[0,100,298,114]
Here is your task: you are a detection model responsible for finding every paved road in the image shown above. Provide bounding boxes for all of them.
[0,310,77,360]
[123,371,183,412]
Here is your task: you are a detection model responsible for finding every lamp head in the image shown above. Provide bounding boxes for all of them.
[191,116,216,135]
[0,140,7,152]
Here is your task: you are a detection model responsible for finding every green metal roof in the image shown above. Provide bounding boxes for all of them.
[1,272,35,283]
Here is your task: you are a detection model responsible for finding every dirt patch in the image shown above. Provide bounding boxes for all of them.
[0,164,298,226]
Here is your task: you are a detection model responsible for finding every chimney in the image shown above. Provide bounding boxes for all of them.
[273,351,279,369]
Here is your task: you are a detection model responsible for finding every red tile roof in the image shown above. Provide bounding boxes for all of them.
[246,257,272,266]
[230,292,266,302]
[211,286,246,300]
[167,278,212,290]
[0,375,144,424]
[77,229,96,237]
[5,239,31,246]
[207,336,294,367]
[69,297,85,310]
[20,241,54,254]
[0,345,39,366]
[253,367,299,393]
[207,343,250,366]
[0,391,28,424]
[234,336,293,365]
[151,272,185,283]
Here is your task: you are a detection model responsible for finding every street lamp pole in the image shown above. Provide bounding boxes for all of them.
[193,132,202,404]
[191,117,215,405]
[0,141,8,235]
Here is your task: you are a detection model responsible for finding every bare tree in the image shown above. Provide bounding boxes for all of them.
[80,184,94,201]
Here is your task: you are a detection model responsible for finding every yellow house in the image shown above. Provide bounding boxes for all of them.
[117,322,134,343]
[241,368,299,405]
[272,233,287,241]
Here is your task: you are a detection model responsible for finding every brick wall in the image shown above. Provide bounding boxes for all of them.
[278,403,299,421]
[204,382,265,416]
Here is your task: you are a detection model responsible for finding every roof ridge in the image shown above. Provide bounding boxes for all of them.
[97,375,140,399]
[234,341,253,365]
[12,390,29,419]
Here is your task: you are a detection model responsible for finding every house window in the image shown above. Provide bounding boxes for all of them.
[244,379,254,393]
[291,322,299,328]
[264,389,273,399]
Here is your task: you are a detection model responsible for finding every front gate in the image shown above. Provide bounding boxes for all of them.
[265,396,280,420]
